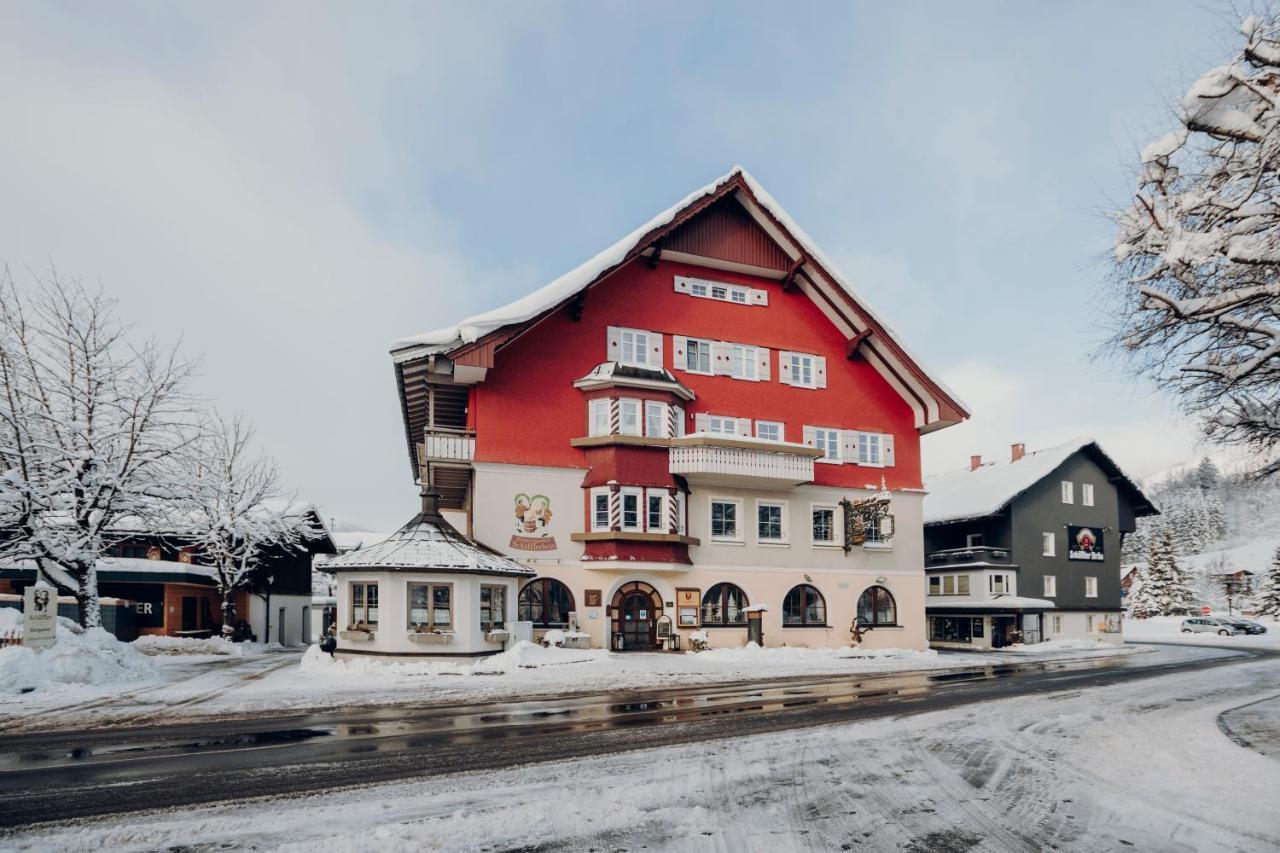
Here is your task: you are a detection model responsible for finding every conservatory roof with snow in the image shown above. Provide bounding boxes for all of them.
[924,438,1158,525]
[324,490,534,578]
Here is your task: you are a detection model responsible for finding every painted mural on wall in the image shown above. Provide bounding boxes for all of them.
[1067,525,1105,562]
[510,492,557,551]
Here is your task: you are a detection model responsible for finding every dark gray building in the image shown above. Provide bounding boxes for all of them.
[922,439,1158,649]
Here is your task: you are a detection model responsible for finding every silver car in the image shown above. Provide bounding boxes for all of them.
[1181,617,1243,636]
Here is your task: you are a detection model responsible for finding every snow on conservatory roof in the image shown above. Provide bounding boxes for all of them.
[924,437,1156,525]
[387,166,967,420]
[324,490,534,577]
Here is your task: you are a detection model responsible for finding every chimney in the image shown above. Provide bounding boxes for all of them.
[1011,443,1026,463]
[970,454,982,471]
[419,485,443,519]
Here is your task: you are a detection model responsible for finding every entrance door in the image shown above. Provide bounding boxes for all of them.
[278,607,286,645]
[621,592,656,650]
[991,616,1020,648]
[181,597,198,632]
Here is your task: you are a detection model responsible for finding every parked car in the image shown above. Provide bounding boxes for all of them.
[1181,617,1243,636]
[1219,617,1267,635]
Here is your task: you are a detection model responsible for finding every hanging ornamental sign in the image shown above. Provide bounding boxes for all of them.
[510,492,557,551]
[841,480,895,554]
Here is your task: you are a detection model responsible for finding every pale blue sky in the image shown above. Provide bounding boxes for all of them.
[0,2,1235,530]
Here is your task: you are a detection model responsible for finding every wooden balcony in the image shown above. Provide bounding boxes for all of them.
[668,435,822,488]
[422,429,475,463]
[418,429,475,511]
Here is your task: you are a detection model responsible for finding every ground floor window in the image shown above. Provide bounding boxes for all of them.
[349,581,379,629]
[519,577,575,628]
[408,583,452,631]
[783,584,826,626]
[480,585,506,631]
[701,583,748,626]
[929,616,978,643]
[857,585,897,626]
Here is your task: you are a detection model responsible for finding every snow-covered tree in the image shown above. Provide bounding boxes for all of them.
[178,413,321,631]
[1196,457,1222,492]
[1111,15,1280,478]
[0,267,198,627]
[1128,526,1199,617]
[1258,546,1280,617]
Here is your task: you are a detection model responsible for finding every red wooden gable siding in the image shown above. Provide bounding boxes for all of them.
[663,195,790,272]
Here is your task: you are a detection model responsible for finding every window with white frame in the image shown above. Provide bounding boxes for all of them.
[647,490,665,532]
[1053,615,1063,634]
[618,328,651,368]
[711,283,728,300]
[710,498,740,540]
[1043,575,1057,597]
[929,574,971,596]
[589,399,610,437]
[729,344,759,380]
[676,276,762,307]
[1061,480,1074,504]
[1042,532,1055,556]
[1082,483,1095,507]
[814,427,841,461]
[349,581,379,629]
[480,585,506,632]
[407,582,452,631]
[676,491,687,535]
[591,489,610,531]
[620,488,642,532]
[790,353,816,388]
[645,401,667,438]
[618,398,640,436]
[689,280,708,297]
[858,432,883,466]
[706,415,739,435]
[684,338,713,374]
[757,501,785,543]
[812,505,837,545]
[672,405,686,436]
[756,421,783,442]
[1085,576,1098,598]
[989,573,1010,594]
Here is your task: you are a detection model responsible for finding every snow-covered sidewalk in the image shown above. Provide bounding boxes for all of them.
[8,642,1277,851]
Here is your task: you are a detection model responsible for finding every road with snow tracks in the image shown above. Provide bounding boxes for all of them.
[0,642,1270,829]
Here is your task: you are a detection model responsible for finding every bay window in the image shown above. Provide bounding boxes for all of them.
[618,398,640,436]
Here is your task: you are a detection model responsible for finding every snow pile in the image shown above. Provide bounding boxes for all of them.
[1004,638,1113,652]
[473,641,605,673]
[691,642,937,666]
[0,612,155,695]
[132,635,261,657]
[299,641,605,680]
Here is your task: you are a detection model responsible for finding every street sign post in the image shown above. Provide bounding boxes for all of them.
[1201,606,1212,616]
[23,583,57,650]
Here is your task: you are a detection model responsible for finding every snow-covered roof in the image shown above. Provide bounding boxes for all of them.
[924,437,1155,525]
[324,493,534,577]
[928,596,1056,610]
[388,167,966,419]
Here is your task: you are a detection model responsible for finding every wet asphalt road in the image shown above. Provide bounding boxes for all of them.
[0,642,1266,829]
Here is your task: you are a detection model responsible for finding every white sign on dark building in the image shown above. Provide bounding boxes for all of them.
[23,582,57,650]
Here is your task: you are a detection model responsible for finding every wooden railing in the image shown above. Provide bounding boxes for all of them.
[421,429,476,463]
[669,443,815,484]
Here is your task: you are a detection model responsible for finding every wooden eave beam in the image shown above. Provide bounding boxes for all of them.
[646,239,665,269]
[845,328,873,360]
[781,256,806,292]
[568,290,587,321]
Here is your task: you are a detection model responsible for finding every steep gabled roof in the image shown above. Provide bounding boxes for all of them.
[923,438,1159,525]
[391,167,971,478]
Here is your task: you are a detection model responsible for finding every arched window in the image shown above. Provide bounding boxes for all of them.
[857,586,897,627]
[518,578,575,628]
[701,583,749,626]
[783,584,826,626]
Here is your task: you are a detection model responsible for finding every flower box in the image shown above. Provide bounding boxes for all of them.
[339,630,375,641]
[485,629,511,643]
[561,635,592,650]
[407,631,455,645]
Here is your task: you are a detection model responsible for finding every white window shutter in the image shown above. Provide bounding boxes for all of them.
[673,276,691,294]
[757,347,771,381]
[673,405,685,436]
[713,341,732,376]
[802,425,817,447]
[841,430,859,464]
[779,351,793,385]
[750,288,768,305]
[814,356,828,389]
[694,412,709,433]
[735,417,752,436]
[651,332,664,368]
[672,335,687,369]
[883,434,896,467]
[606,326,621,362]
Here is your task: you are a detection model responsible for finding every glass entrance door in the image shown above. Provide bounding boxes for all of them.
[621,592,656,650]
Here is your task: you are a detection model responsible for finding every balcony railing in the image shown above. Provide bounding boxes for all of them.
[422,429,475,463]
[669,435,821,488]
[926,545,1012,567]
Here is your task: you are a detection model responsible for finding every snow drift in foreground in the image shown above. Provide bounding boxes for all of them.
[132,635,265,657]
[0,609,155,695]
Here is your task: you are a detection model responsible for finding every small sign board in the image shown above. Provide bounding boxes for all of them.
[584,589,603,608]
[1201,606,1211,616]
[23,584,57,650]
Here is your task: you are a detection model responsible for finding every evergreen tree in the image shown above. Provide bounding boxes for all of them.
[1130,526,1199,617]
[1258,547,1280,618]
[1196,457,1221,493]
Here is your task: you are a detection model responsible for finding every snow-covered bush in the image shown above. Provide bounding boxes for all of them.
[688,630,710,652]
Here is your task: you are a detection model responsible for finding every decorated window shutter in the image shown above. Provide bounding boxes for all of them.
[651,332,665,368]
[779,351,793,385]
[841,430,859,464]
[712,341,733,376]
[749,288,768,305]
[694,412,709,433]
[802,425,817,447]
[673,276,692,294]
[609,398,620,435]
[882,434,896,467]
[606,326,621,361]
[814,356,828,389]
[757,347,771,381]
[735,417,752,436]
[672,335,687,368]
